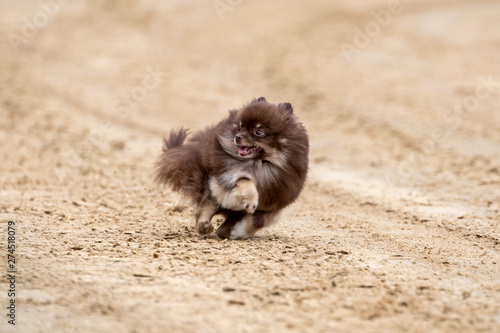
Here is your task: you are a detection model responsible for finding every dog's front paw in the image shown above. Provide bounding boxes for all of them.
[242,198,257,214]
[195,221,214,235]
[235,179,259,213]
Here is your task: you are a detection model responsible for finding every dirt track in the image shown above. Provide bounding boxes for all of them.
[1,1,499,332]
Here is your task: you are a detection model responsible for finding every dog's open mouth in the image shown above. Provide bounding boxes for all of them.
[238,146,262,157]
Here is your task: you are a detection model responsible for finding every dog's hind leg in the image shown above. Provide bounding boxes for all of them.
[216,209,282,240]
[215,210,246,239]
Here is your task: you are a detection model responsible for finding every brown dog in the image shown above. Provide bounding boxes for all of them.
[155,97,309,239]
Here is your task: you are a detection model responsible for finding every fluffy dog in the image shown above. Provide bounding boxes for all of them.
[155,97,309,239]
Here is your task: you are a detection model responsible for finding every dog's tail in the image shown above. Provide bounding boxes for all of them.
[155,128,204,202]
[156,128,190,186]
[162,128,188,151]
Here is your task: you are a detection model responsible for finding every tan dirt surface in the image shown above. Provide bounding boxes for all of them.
[1,1,499,332]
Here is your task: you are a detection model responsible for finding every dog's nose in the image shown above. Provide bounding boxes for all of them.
[235,135,242,143]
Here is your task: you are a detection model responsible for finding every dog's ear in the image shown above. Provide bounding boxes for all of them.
[228,109,239,121]
[251,96,267,104]
[277,102,293,114]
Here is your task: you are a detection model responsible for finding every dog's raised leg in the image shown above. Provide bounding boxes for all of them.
[210,177,259,213]
[233,178,259,213]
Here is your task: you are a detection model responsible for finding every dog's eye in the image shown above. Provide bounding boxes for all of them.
[238,125,242,131]
[254,129,264,137]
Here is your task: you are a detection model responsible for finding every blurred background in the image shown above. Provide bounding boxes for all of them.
[0,0,499,332]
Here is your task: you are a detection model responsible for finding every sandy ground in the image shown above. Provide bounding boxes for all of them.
[1,0,499,332]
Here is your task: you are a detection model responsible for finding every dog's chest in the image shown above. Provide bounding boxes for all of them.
[215,159,282,191]
[247,160,280,186]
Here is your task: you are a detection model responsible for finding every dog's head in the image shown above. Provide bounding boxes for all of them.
[219,97,299,165]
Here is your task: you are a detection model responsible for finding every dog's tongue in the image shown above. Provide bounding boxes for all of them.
[238,146,252,156]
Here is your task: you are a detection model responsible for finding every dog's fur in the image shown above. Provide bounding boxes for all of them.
[155,97,309,239]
